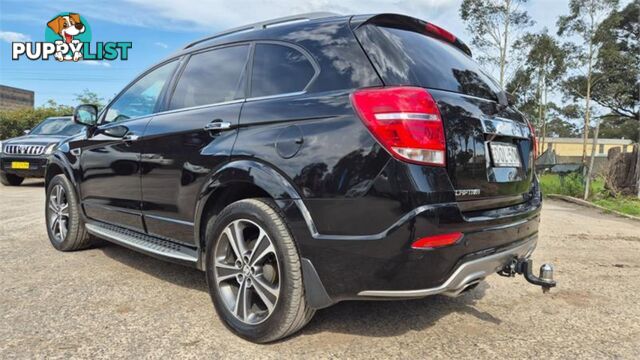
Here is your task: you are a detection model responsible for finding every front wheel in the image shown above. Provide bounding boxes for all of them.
[0,172,24,186]
[45,174,94,251]
[205,198,314,343]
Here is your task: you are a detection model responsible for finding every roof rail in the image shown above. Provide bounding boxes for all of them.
[184,12,341,49]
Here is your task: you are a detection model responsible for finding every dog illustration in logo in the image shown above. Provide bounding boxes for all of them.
[47,13,85,61]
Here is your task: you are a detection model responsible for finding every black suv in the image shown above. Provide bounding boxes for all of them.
[45,13,554,342]
[1,116,83,186]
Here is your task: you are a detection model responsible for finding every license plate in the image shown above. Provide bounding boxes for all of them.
[11,161,30,169]
[490,143,521,167]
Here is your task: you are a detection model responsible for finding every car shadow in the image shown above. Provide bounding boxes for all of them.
[21,180,45,187]
[299,282,500,339]
[99,242,207,292]
[99,242,501,339]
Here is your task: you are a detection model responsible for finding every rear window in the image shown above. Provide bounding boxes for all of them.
[250,44,315,98]
[170,45,249,110]
[355,25,502,101]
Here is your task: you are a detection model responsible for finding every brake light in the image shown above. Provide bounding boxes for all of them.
[527,121,538,158]
[425,23,456,43]
[411,232,463,249]
[351,87,446,166]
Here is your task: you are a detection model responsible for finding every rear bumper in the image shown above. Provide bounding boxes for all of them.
[358,234,537,299]
[285,188,542,305]
[0,156,47,178]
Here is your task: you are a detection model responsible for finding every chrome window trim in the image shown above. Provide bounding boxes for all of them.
[245,91,307,102]
[153,99,245,117]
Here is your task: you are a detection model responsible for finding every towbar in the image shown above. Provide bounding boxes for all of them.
[499,258,556,293]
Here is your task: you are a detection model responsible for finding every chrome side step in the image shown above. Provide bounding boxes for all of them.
[85,223,198,265]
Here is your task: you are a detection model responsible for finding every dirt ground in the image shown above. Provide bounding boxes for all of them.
[1,179,639,359]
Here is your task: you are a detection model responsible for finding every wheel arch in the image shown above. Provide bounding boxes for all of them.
[194,159,332,309]
[45,155,78,195]
[194,159,302,252]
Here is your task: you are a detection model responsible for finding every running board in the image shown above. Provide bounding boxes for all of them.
[85,223,199,266]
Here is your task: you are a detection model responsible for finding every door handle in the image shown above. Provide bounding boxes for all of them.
[204,121,232,132]
[123,134,140,142]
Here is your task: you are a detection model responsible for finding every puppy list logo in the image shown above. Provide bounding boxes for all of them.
[11,12,132,62]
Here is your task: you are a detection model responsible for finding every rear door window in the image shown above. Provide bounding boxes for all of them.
[170,44,249,110]
[355,25,502,101]
[250,43,316,98]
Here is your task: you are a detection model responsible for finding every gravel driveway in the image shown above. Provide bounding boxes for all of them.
[1,180,639,359]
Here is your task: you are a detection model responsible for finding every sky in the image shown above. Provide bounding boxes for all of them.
[0,0,620,107]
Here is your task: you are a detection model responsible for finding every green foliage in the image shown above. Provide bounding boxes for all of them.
[539,173,604,198]
[598,116,639,141]
[593,197,640,217]
[0,101,74,140]
[0,89,106,140]
[459,0,534,87]
[508,30,568,139]
[74,89,106,110]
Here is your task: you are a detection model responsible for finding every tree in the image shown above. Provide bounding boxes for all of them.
[561,0,639,124]
[508,30,567,154]
[557,0,619,171]
[74,89,105,110]
[460,0,534,88]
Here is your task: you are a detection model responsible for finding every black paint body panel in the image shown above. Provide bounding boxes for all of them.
[47,13,542,305]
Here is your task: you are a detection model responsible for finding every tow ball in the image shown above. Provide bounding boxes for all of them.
[498,258,556,293]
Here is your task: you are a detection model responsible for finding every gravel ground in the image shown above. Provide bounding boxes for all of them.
[1,179,639,359]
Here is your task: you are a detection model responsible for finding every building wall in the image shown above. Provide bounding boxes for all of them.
[542,141,632,157]
[0,85,35,110]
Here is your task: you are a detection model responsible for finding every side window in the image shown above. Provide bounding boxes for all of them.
[170,45,249,110]
[104,61,177,123]
[251,44,315,98]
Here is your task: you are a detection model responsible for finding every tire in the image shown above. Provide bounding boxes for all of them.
[45,174,94,251]
[0,172,24,186]
[205,198,315,343]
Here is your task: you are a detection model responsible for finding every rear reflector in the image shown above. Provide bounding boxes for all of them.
[411,232,463,249]
[351,86,446,166]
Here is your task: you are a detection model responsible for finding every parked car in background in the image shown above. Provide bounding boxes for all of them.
[44,13,555,343]
[0,116,84,186]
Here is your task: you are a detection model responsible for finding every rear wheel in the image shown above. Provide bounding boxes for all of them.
[0,172,24,186]
[46,174,94,251]
[205,198,314,343]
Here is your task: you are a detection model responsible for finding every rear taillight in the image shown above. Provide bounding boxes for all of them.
[527,121,538,158]
[351,86,446,167]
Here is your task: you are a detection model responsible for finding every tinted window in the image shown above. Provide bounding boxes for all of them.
[356,25,502,101]
[170,45,249,110]
[104,61,178,123]
[30,118,84,136]
[251,44,315,97]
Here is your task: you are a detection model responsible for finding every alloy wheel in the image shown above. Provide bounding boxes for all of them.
[48,184,69,242]
[213,219,281,325]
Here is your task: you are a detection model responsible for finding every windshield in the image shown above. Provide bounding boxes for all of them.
[29,118,84,136]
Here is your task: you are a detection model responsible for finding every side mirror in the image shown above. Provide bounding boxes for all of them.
[73,104,99,126]
[23,129,31,135]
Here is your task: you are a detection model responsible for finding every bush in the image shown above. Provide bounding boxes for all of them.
[0,103,74,140]
[539,173,605,199]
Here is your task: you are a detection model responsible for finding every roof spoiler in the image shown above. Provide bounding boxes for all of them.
[353,14,472,57]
